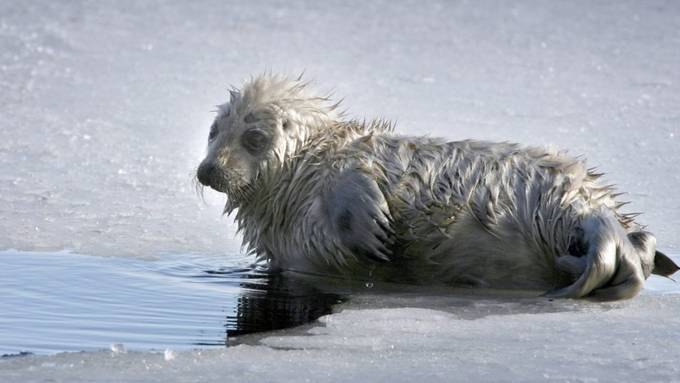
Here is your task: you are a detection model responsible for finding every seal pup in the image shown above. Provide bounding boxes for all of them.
[197,74,678,300]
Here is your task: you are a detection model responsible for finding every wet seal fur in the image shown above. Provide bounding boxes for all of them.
[197,74,678,300]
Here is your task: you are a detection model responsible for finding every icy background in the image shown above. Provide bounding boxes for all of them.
[1,0,679,381]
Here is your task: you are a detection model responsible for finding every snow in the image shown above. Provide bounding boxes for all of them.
[1,0,679,381]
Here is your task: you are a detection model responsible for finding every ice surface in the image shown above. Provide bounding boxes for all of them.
[1,0,680,381]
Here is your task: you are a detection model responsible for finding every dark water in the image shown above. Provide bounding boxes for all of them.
[0,251,343,356]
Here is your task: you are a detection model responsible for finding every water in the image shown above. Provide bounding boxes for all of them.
[0,250,343,356]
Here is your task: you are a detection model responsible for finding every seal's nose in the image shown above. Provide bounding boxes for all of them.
[197,162,216,186]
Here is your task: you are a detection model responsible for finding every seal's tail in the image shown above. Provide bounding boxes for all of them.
[653,250,680,277]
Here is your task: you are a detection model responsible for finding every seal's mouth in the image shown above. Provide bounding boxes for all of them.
[196,162,253,202]
[197,163,232,193]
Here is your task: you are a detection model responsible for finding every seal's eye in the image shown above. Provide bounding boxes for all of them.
[241,129,270,155]
[208,123,218,142]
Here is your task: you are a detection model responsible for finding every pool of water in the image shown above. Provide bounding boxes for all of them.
[0,251,343,356]
[1,250,678,357]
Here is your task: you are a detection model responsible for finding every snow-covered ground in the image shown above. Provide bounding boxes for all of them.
[1,0,679,381]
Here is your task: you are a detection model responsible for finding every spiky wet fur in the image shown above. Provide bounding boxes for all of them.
[200,74,675,300]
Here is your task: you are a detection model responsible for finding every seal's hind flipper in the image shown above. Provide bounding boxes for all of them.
[545,211,646,300]
[653,250,680,277]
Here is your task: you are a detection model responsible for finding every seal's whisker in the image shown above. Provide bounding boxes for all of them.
[191,171,208,205]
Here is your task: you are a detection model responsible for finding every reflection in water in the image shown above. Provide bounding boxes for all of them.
[223,272,344,342]
[189,265,345,344]
[0,251,345,355]
[159,260,346,344]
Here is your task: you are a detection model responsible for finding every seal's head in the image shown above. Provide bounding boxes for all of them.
[197,74,339,203]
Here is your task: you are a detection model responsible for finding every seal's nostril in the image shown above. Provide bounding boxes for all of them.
[197,162,216,185]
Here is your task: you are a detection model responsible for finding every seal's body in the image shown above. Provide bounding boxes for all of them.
[197,74,678,300]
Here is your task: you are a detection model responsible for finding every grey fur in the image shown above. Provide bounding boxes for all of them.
[197,74,677,300]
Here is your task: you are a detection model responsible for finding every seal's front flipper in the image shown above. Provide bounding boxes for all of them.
[323,170,394,263]
[653,250,680,277]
